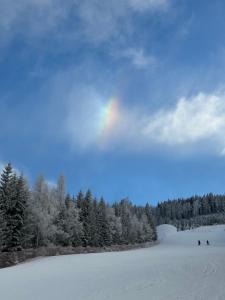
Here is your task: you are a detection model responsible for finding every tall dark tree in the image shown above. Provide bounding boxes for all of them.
[155,193,225,230]
[76,191,84,211]
[145,203,157,241]
[0,163,158,253]
[0,163,14,250]
[80,190,97,246]
[10,175,29,250]
[97,198,111,246]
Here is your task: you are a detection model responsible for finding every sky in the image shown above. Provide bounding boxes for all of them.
[1,0,225,205]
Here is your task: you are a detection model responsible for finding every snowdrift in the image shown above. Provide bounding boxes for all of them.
[157,224,177,241]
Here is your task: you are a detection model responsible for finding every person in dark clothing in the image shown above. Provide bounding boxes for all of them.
[198,240,201,246]
[206,240,210,245]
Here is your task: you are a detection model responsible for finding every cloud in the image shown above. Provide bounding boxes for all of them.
[63,89,225,155]
[122,48,157,69]
[0,0,172,47]
[77,0,171,41]
[0,0,69,37]
[65,88,105,149]
[129,0,170,12]
[64,89,137,150]
[144,93,225,147]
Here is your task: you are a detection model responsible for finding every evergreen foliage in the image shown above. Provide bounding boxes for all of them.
[155,194,225,230]
[2,162,225,253]
[0,164,28,251]
[0,163,157,252]
[0,163,14,250]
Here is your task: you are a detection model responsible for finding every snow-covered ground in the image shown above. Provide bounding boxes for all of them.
[0,224,225,300]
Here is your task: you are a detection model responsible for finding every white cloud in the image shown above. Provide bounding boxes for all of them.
[64,89,225,155]
[77,0,171,42]
[0,0,68,35]
[66,88,105,149]
[122,48,157,69]
[129,0,170,12]
[144,93,225,147]
[77,1,128,42]
[0,0,171,46]
[58,83,142,151]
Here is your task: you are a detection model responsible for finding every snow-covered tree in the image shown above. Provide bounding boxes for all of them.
[29,175,57,247]
[97,198,111,246]
[9,174,29,250]
[55,194,83,246]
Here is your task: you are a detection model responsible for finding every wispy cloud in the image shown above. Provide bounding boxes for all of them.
[77,0,171,42]
[129,0,170,12]
[144,93,225,147]
[64,89,136,151]
[122,48,157,69]
[63,89,225,155]
[0,0,172,46]
[0,0,69,37]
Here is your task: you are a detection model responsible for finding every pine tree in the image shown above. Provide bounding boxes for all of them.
[55,194,83,246]
[97,198,111,246]
[76,191,84,211]
[120,199,132,244]
[7,173,19,247]
[0,163,14,251]
[80,190,97,246]
[56,174,66,208]
[145,203,157,241]
[30,175,56,247]
[9,175,29,250]
[107,207,122,245]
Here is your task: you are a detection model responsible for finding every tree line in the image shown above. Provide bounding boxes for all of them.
[155,194,225,230]
[0,163,157,252]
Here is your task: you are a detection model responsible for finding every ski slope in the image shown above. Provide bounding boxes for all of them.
[0,224,225,300]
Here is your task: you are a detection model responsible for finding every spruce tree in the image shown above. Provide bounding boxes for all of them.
[97,198,111,246]
[0,163,14,251]
[0,166,29,251]
[81,190,97,246]
[12,175,29,250]
[55,194,83,246]
[5,173,18,251]
[145,203,157,241]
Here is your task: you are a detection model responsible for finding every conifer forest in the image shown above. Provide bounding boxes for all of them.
[1,163,225,254]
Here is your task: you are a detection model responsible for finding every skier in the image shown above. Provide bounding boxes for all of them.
[206,240,210,245]
[198,240,201,246]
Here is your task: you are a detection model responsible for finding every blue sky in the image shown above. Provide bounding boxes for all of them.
[1,0,225,205]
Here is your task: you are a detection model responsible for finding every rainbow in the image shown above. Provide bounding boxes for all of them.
[99,97,119,138]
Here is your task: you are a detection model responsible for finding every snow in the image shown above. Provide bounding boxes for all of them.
[0,224,225,300]
[157,224,177,241]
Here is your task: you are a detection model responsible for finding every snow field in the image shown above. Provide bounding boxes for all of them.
[0,224,225,300]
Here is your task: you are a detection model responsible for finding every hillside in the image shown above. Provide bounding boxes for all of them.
[0,224,224,300]
[155,194,225,230]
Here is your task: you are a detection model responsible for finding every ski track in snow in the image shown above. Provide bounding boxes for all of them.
[0,224,225,300]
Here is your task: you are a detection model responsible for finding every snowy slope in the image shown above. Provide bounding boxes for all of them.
[158,224,225,246]
[0,225,225,300]
[157,224,177,241]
